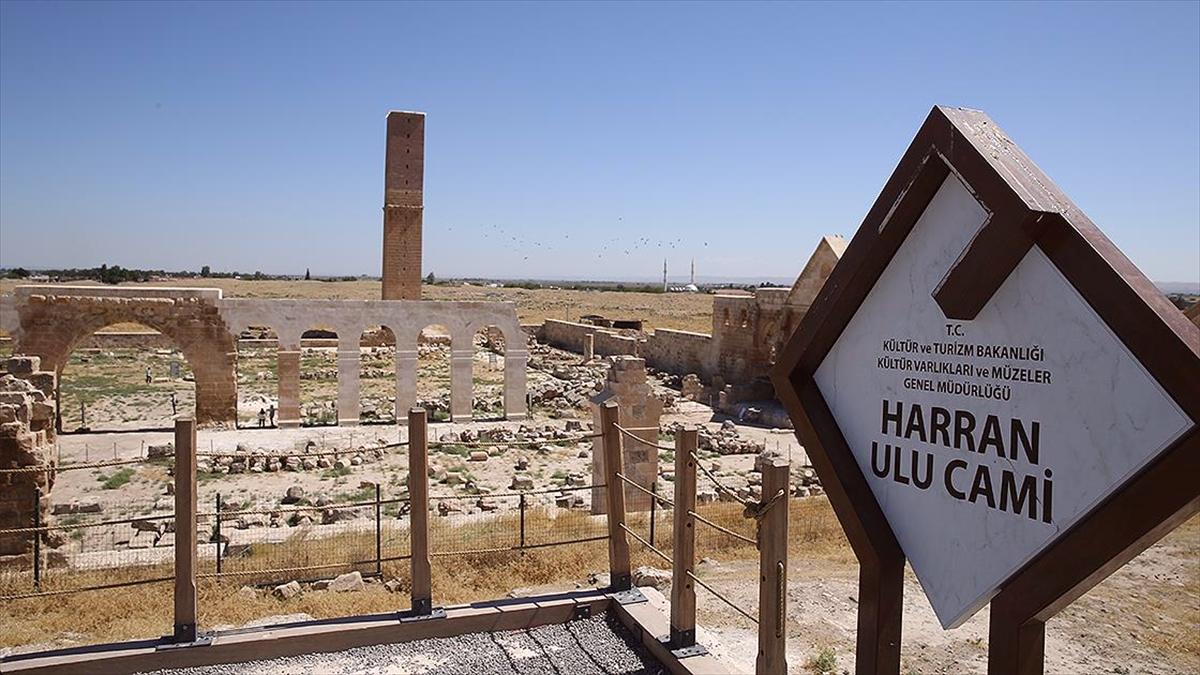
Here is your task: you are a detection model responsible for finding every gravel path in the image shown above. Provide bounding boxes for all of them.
[139,614,665,675]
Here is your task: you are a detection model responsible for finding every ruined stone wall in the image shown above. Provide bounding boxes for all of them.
[711,294,759,383]
[540,320,638,357]
[594,331,639,357]
[641,328,714,379]
[590,357,663,515]
[0,356,57,556]
[540,319,598,353]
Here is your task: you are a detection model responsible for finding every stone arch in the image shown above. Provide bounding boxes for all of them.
[416,323,453,421]
[463,317,527,421]
[298,323,339,426]
[470,324,507,420]
[359,325,397,424]
[231,324,278,428]
[15,295,236,425]
[54,320,197,432]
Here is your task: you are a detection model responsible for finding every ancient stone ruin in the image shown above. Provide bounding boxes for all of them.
[382,111,424,301]
[538,235,847,402]
[0,289,528,427]
[590,356,663,514]
[0,356,58,557]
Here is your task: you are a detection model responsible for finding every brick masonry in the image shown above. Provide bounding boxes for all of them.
[382,111,425,301]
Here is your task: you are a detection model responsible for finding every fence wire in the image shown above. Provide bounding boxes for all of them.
[197,488,409,587]
[428,484,608,556]
[0,510,176,601]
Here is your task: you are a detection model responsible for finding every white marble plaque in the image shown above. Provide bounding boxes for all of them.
[814,172,1193,628]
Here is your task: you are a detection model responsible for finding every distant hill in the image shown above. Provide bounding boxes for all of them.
[1156,281,1200,295]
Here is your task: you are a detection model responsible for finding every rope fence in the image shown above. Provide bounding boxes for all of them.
[687,570,759,624]
[689,509,758,546]
[613,423,676,452]
[618,523,672,565]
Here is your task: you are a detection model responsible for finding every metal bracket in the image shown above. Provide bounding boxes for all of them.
[609,586,648,605]
[573,604,592,620]
[398,607,446,623]
[157,629,213,651]
[657,634,710,659]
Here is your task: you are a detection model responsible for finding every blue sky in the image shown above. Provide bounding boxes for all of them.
[1,1,1197,284]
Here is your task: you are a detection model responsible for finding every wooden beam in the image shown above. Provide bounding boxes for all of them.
[670,427,698,647]
[755,454,789,675]
[3,592,611,675]
[600,401,631,590]
[172,419,197,643]
[408,408,432,613]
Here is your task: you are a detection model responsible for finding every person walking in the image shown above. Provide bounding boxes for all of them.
[170,392,177,416]
[268,404,276,427]
[257,407,266,428]
[145,367,152,384]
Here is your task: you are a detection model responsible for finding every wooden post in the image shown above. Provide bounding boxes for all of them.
[857,553,904,674]
[988,600,1046,675]
[600,401,631,591]
[756,453,789,675]
[172,419,198,643]
[408,408,432,614]
[670,427,698,647]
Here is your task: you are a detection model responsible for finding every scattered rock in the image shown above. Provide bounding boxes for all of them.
[328,571,364,592]
[632,565,671,591]
[282,486,306,505]
[273,580,302,600]
[146,443,174,459]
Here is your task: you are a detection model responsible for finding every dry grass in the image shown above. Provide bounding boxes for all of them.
[0,497,846,650]
[0,278,718,334]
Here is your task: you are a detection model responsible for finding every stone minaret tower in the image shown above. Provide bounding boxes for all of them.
[662,258,668,292]
[382,111,425,300]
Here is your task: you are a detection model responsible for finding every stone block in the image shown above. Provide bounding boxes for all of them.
[5,357,39,376]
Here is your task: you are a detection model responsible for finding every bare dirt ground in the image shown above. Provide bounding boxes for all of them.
[686,517,1200,674]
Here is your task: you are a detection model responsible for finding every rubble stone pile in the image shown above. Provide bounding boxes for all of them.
[201,440,388,475]
[0,356,58,556]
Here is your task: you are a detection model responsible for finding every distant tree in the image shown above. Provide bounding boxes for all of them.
[253,270,264,280]
[7,267,30,279]
[425,272,436,285]
[200,265,211,278]
[305,268,311,281]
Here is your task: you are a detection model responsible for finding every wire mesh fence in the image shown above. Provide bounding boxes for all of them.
[428,484,609,556]
[0,507,176,601]
[196,488,410,587]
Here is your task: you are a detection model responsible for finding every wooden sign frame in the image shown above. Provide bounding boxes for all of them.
[771,105,1200,674]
